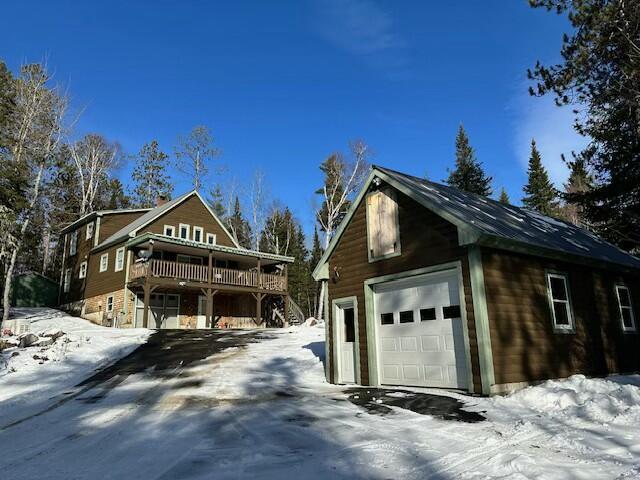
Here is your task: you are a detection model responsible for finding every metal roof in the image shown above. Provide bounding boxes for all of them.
[377,166,640,270]
[59,208,152,234]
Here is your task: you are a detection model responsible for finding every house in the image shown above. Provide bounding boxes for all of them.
[59,191,300,329]
[313,165,640,395]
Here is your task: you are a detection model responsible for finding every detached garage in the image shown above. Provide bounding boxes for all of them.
[314,165,640,395]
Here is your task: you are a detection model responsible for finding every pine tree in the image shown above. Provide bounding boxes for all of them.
[131,140,173,208]
[522,139,559,216]
[307,227,323,318]
[208,184,226,219]
[499,188,510,205]
[99,178,132,210]
[446,124,493,196]
[227,196,251,248]
[561,156,592,226]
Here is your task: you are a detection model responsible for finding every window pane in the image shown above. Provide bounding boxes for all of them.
[420,308,436,321]
[399,311,414,323]
[550,276,568,301]
[443,305,461,319]
[622,308,633,328]
[553,301,570,326]
[380,313,394,325]
[618,287,631,307]
[343,308,355,342]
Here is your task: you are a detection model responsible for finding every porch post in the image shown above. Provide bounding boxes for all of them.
[256,292,262,325]
[142,241,154,328]
[206,250,213,327]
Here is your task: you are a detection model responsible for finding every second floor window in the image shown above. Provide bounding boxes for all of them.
[79,261,87,279]
[366,188,400,261]
[115,247,125,272]
[164,225,175,237]
[547,272,574,332]
[193,226,203,243]
[615,284,636,332]
[206,233,216,245]
[63,268,71,293]
[69,231,78,256]
[86,222,94,240]
[100,253,109,272]
[179,224,190,240]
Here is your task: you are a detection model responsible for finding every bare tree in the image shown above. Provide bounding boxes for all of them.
[2,62,68,325]
[248,169,269,251]
[262,202,293,256]
[175,125,221,191]
[69,133,120,216]
[315,139,370,320]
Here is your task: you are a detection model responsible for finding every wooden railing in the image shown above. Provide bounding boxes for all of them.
[129,260,286,291]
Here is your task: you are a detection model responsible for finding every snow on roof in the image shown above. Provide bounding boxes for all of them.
[377,166,640,270]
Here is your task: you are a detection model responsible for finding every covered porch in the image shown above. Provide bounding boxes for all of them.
[125,233,297,329]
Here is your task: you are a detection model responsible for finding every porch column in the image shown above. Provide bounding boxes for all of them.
[206,250,213,327]
[142,241,154,328]
[256,292,262,325]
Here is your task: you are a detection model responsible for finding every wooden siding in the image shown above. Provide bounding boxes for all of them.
[60,221,95,304]
[84,241,128,298]
[482,247,640,385]
[142,195,236,247]
[98,211,148,243]
[327,188,481,391]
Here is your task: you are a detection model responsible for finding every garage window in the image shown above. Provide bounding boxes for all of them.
[380,312,394,325]
[366,188,400,261]
[546,272,574,332]
[420,308,436,321]
[399,310,414,323]
[442,305,461,319]
[615,284,636,332]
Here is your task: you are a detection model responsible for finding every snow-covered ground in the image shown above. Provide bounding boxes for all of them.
[1,309,639,479]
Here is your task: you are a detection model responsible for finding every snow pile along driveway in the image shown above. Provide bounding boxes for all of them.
[0,308,149,426]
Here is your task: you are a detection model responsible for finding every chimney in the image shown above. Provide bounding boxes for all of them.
[155,194,168,207]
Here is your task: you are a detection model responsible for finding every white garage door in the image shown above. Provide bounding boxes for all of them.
[374,270,468,389]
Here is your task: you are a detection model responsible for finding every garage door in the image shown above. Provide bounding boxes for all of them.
[374,270,468,389]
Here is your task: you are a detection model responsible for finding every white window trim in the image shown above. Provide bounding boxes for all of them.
[193,226,204,243]
[69,231,78,256]
[365,188,401,263]
[100,253,109,273]
[86,222,94,240]
[79,261,87,279]
[546,272,575,333]
[63,268,72,293]
[179,223,190,240]
[115,247,125,272]
[106,295,114,313]
[615,284,637,333]
[164,225,176,237]
[206,233,217,245]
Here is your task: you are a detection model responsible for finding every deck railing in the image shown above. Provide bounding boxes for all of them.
[129,259,286,291]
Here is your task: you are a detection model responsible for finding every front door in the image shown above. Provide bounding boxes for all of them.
[337,303,356,384]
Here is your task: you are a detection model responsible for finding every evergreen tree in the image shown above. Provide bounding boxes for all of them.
[522,139,559,216]
[499,187,510,205]
[208,184,226,219]
[131,140,173,208]
[100,178,132,210]
[529,0,640,251]
[561,156,592,226]
[307,227,323,318]
[446,124,493,196]
[287,225,309,315]
[227,196,251,248]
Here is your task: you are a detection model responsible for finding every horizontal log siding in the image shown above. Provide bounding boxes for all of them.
[98,211,148,242]
[482,247,640,386]
[143,195,236,247]
[327,189,481,391]
[60,222,95,304]
[84,241,127,298]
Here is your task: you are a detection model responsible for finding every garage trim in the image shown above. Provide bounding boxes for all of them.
[332,296,360,384]
[363,261,474,392]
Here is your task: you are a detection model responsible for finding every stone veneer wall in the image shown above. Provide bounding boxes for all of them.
[82,289,128,326]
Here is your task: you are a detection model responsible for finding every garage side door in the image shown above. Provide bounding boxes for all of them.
[374,270,468,389]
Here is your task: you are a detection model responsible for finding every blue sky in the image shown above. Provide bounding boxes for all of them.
[1,1,585,235]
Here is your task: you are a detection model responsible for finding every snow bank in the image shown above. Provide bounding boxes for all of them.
[488,374,640,425]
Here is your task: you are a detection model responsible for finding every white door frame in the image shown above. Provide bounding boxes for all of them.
[364,261,475,392]
[332,296,360,384]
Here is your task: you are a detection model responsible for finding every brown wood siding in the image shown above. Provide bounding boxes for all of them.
[142,195,236,247]
[482,247,640,385]
[98,212,147,243]
[83,241,128,298]
[60,222,95,304]
[327,188,481,391]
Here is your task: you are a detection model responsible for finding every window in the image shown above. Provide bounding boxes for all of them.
[193,226,203,243]
[380,312,394,325]
[100,253,109,272]
[206,233,217,245]
[106,295,114,312]
[343,307,355,343]
[399,310,414,323]
[79,261,87,279]
[420,308,436,321]
[178,254,203,265]
[164,225,175,237]
[546,273,574,332]
[86,222,94,240]
[615,285,636,332]
[69,231,78,256]
[443,305,461,319]
[63,268,71,293]
[366,188,400,261]
[179,223,190,240]
[115,247,125,272]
